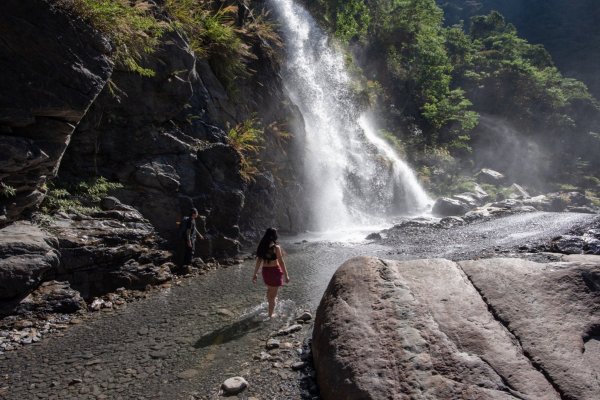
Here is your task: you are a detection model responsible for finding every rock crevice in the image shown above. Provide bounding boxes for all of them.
[313,256,600,399]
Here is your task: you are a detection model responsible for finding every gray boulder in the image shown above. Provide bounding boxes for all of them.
[314,256,600,400]
[432,197,471,217]
[0,221,59,311]
[15,280,85,315]
[508,183,530,199]
[477,168,506,184]
[47,210,171,297]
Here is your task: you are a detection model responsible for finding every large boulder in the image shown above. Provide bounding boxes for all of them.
[313,256,600,400]
[0,0,113,225]
[0,221,59,315]
[47,210,171,297]
[432,197,471,217]
[476,168,506,185]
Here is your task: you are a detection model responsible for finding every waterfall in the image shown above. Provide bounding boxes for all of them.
[270,0,431,231]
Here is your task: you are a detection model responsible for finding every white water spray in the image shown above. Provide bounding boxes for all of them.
[270,0,431,231]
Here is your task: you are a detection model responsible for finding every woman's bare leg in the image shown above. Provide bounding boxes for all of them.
[266,286,279,317]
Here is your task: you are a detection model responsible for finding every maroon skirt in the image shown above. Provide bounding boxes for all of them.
[262,266,283,287]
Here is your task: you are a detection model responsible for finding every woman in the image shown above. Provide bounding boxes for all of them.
[252,228,290,318]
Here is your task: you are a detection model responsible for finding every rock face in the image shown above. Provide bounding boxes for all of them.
[0,0,112,226]
[0,222,59,313]
[46,209,172,298]
[313,256,600,400]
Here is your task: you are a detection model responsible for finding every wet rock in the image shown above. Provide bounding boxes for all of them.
[15,281,85,314]
[221,376,248,395]
[276,325,302,336]
[566,206,598,214]
[313,256,598,399]
[471,183,490,202]
[365,232,381,240]
[523,195,551,210]
[451,193,480,208]
[266,339,280,350]
[217,308,235,318]
[551,235,585,254]
[476,168,506,184]
[0,221,60,313]
[291,362,306,371]
[432,197,471,217]
[45,212,172,298]
[508,183,530,199]
[297,311,313,322]
[438,216,465,227]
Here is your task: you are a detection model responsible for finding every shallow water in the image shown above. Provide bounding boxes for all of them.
[1,212,596,399]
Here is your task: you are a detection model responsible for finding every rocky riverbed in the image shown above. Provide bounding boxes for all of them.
[0,211,598,399]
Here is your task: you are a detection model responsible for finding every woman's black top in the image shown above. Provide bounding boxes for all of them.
[265,245,277,261]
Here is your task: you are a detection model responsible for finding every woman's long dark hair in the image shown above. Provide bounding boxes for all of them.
[256,228,278,259]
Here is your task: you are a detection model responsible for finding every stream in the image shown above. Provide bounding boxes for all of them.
[1,211,597,400]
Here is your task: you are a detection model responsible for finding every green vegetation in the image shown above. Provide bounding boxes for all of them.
[165,0,281,90]
[0,183,16,198]
[227,119,265,183]
[56,0,166,76]
[57,0,282,89]
[41,176,123,214]
[305,0,600,194]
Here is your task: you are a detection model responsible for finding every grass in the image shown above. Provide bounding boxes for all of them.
[41,176,123,214]
[227,118,264,183]
[0,183,16,198]
[55,0,166,76]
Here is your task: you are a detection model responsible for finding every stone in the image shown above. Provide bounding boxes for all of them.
[0,221,60,313]
[460,258,600,400]
[221,376,248,395]
[551,235,585,254]
[291,362,306,371]
[438,216,465,227]
[297,311,313,322]
[477,168,506,184]
[266,339,280,350]
[432,197,471,217]
[276,325,302,336]
[15,281,85,314]
[216,308,235,317]
[508,183,530,199]
[365,232,382,240]
[313,256,599,400]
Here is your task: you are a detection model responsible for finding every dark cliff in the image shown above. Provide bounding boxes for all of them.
[0,0,307,314]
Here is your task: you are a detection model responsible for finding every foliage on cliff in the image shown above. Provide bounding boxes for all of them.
[303,0,600,193]
[56,0,281,89]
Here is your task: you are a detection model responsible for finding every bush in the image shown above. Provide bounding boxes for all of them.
[227,119,265,182]
[55,0,166,76]
[41,177,123,214]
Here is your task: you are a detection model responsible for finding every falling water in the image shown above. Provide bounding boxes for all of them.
[270,0,431,231]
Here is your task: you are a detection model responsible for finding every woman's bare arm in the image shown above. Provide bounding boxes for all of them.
[252,257,262,283]
[276,246,290,283]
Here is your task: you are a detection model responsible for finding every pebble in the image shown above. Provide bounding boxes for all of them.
[265,339,280,350]
[291,362,306,370]
[216,308,235,317]
[221,377,248,395]
[298,311,313,322]
[276,324,302,336]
